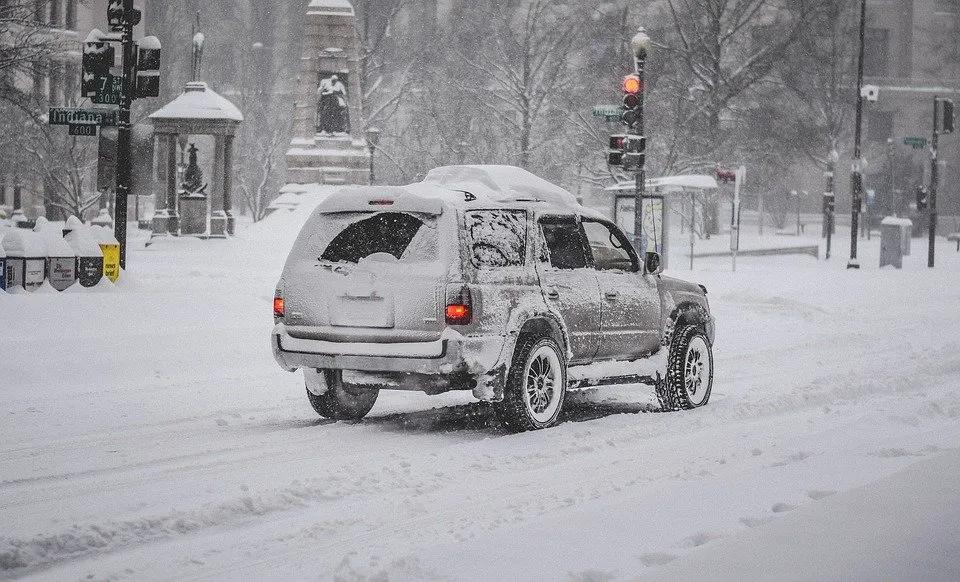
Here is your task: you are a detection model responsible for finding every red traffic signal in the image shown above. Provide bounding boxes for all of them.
[622,74,642,95]
[715,167,737,184]
[609,134,627,150]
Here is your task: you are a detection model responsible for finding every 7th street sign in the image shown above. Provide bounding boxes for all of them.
[49,108,118,127]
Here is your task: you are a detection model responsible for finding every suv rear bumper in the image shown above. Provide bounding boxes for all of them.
[272,323,479,377]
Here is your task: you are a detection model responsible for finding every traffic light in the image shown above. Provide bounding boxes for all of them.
[822,193,835,214]
[941,99,955,134]
[622,135,646,172]
[108,1,141,31]
[608,134,626,166]
[81,41,114,97]
[715,167,737,184]
[916,186,928,212]
[621,74,642,129]
[135,36,161,98]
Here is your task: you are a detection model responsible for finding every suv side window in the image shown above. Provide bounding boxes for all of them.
[465,209,527,268]
[539,217,589,270]
[582,219,639,272]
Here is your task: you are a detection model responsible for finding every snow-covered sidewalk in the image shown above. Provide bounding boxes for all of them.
[2,194,959,581]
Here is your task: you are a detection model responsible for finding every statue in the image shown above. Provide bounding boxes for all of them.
[181,143,207,195]
[316,73,350,134]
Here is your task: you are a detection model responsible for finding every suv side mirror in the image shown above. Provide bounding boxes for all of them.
[645,252,663,275]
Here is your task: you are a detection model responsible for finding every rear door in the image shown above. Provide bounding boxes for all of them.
[582,218,661,359]
[282,209,452,342]
[536,215,601,363]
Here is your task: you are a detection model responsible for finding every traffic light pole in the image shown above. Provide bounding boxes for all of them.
[848,0,867,269]
[633,58,645,255]
[113,0,135,270]
[928,97,940,269]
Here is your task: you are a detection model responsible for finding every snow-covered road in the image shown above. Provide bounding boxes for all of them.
[2,200,959,581]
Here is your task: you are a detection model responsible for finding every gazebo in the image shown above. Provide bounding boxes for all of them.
[149,81,243,238]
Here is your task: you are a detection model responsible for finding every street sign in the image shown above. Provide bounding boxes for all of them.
[69,123,98,137]
[904,136,927,149]
[49,108,118,127]
[593,105,624,121]
[91,75,123,105]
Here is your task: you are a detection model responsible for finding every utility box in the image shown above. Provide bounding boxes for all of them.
[2,229,47,291]
[64,217,104,288]
[880,217,911,269]
[92,226,121,282]
[0,230,7,291]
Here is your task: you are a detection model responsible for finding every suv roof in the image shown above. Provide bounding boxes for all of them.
[313,165,605,218]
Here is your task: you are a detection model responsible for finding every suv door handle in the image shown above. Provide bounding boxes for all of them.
[546,288,560,300]
[605,291,620,300]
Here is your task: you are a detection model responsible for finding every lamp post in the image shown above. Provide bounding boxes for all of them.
[848,0,867,269]
[365,126,381,185]
[631,28,651,255]
[824,148,838,259]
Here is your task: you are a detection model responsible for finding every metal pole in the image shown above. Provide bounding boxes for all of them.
[633,55,646,256]
[369,146,376,185]
[848,0,867,269]
[929,97,940,268]
[113,0,135,269]
[690,191,695,270]
[825,158,835,260]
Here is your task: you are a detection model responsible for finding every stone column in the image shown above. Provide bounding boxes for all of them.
[223,134,235,235]
[166,134,180,235]
[209,135,227,238]
[150,134,169,235]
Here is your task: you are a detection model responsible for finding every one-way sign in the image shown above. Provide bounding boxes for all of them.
[48,108,118,127]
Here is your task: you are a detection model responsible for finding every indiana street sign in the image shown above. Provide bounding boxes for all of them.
[69,122,98,137]
[91,75,123,105]
[904,136,927,149]
[593,105,624,122]
[49,107,118,127]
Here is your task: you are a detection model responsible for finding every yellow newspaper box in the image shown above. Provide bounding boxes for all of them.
[92,226,121,282]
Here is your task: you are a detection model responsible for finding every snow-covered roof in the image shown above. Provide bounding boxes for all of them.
[420,165,580,208]
[604,174,719,192]
[149,82,243,123]
[308,0,354,15]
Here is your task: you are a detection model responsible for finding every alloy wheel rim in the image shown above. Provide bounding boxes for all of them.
[523,345,562,423]
[684,336,710,405]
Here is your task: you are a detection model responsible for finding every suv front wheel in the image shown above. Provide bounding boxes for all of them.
[657,325,714,411]
[494,334,567,431]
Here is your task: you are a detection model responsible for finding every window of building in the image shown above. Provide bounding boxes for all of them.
[864,28,890,77]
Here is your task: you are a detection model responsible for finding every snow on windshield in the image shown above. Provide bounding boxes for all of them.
[465,210,526,268]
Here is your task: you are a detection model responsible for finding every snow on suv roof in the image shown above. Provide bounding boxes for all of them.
[315,165,584,216]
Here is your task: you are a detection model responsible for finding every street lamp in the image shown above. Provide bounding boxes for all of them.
[630,27,651,255]
[365,126,381,185]
[848,0,867,269]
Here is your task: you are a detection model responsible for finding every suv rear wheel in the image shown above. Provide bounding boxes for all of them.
[657,325,713,411]
[494,334,567,431]
[306,370,379,421]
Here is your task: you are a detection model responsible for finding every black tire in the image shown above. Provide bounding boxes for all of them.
[306,370,379,421]
[494,334,567,432]
[657,325,714,412]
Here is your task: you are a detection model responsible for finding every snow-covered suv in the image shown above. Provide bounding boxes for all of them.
[272,165,715,431]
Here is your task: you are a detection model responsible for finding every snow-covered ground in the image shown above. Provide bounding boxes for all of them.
[2,193,960,581]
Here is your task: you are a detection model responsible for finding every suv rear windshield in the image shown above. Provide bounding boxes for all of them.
[317,212,438,264]
[464,210,527,268]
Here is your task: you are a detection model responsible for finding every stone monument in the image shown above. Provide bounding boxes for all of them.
[285,0,371,187]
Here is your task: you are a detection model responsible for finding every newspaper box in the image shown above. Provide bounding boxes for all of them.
[63,217,103,288]
[2,229,46,291]
[91,226,121,282]
[0,229,6,291]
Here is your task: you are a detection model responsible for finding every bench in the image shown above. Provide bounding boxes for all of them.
[691,245,820,260]
[949,233,960,252]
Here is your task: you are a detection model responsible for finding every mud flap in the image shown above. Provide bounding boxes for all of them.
[474,363,507,402]
[304,368,329,396]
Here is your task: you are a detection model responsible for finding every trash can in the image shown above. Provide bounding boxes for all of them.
[91,226,121,283]
[2,229,47,291]
[880,217,909,269]
[63,217,103,288]
[36,223,76,292]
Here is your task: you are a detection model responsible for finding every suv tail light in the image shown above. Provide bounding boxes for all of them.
[445,287,473,325]
[273,296,285,318]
